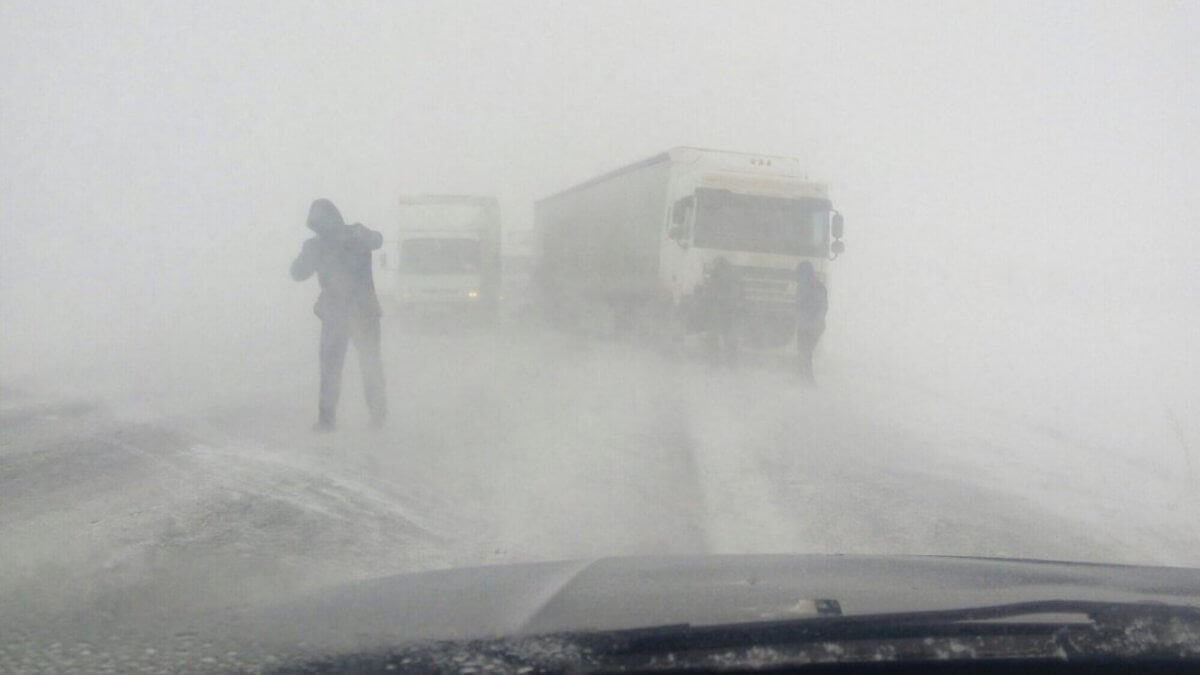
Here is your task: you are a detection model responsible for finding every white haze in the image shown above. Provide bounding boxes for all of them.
[1,0,1199,627]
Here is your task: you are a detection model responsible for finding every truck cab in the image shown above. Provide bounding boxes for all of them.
[662,150,842,347]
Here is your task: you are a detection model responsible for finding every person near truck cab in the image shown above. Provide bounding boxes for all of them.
[291,198,387,431]
[794,260,828,384]
[699,257,743,368]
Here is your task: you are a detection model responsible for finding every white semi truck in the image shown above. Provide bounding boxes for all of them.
[376,195,501,316]
[535,147,843,347]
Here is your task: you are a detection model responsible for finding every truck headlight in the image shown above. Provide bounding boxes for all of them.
[467,290,479,299]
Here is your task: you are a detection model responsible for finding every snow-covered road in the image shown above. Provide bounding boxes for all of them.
[2,320,1198,636]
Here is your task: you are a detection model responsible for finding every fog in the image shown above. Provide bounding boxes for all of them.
[2,0,1200,657]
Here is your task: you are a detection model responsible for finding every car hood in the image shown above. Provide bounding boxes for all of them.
[248,554,1200,649]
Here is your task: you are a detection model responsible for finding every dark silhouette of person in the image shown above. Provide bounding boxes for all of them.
[794,260,828,384]
[700,257,743,368]
[291,199,387,430]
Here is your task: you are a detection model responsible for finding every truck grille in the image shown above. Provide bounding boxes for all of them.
[735,266,795,308]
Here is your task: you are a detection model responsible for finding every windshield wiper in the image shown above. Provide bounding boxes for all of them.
[571,600,1200,662]
[266,602,1200,673]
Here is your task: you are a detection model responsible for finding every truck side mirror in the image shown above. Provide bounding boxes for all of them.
[670,196,694,247]
[831,240,845,256]
[831,212,844,240]
[669,225,690,249]
[672,197,694,224]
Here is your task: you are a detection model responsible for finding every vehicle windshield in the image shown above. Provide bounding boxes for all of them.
[398,204,491,231]
[693,190,830,255]
[1,0,1197,670]
[400,238,480,275]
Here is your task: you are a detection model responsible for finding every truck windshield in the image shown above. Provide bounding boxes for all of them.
[400,238,481,275]
[693,189,830,256]
[399,204,491,230]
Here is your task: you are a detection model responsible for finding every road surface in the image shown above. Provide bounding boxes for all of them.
[2,318,1198,668]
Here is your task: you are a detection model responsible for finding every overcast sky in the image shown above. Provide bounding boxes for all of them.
[2,1,1197,397]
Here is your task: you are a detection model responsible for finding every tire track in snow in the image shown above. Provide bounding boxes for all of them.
[679,371,802,554]
[446,338,713,563]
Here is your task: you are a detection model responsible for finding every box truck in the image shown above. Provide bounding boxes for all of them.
[535,147,843,347]
[376,195,501,316]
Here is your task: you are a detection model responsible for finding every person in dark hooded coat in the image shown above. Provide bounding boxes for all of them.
[699,257,743,368]
[794,260,828,384]
[291,199,387,430]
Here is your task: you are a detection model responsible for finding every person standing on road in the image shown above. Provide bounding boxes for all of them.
[700,257,743,368]
[291,198,387,431]
[794,260,828,384]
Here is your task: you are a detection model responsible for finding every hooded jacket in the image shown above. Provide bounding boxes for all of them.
[795,262,828,336]
[291,199,383,321]
[699,259,744,324]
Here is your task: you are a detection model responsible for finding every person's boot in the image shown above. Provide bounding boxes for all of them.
[796,366,816,386]
[313,409,336,432]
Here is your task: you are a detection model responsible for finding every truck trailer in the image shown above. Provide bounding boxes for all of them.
[535,147,843,348]
[376,195,501,317]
